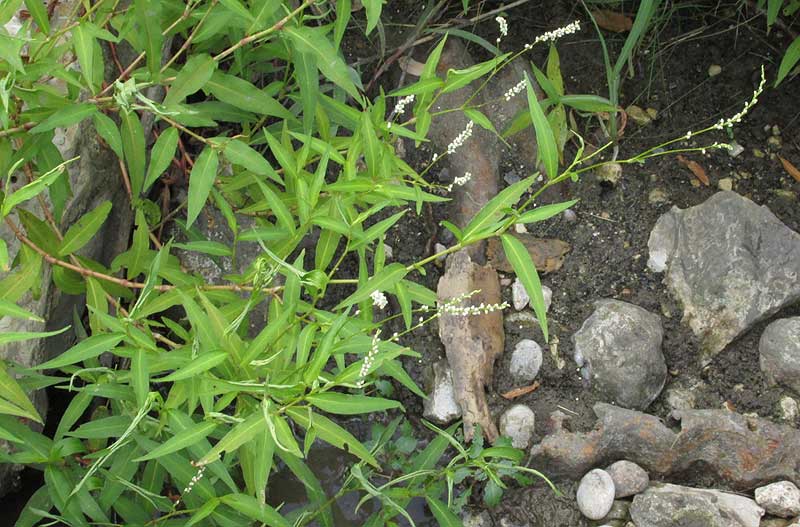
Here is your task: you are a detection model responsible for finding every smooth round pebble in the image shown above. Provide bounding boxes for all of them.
[498,404,535,449]
[576,469,616,520]
[755,481,800,518]
[509,339,543,383]
[606,460,649,498]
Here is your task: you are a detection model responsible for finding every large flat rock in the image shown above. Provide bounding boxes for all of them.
[648,191,800,364]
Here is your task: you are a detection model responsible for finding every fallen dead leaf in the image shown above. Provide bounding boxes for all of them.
[779,155,800,182]
[676,155,709,186]
[501,381,541,400]
[591,10,633,33]
[398,56,425,77]
[487,234,571,274]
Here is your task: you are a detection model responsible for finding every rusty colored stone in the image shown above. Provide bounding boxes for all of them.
[487,234,571,274]
[530,404,800,490]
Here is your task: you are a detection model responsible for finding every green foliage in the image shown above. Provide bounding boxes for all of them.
[3,1,744,525]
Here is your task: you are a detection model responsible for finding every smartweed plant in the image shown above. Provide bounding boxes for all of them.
[0,2,767,526]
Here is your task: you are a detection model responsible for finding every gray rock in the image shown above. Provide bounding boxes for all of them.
[630,484,764,527]
[606,460,650,498]
[423,359,462,425]
[462,510,493,527]
[760,318,800,394]
[0,10,141,494]
[509,339,543,383]
[648,192,800,364]
[577,469,616,520]
[573,300,666,410]
[512,278,529,311]
[755,481,800,518]
[602,500,632,522]
[760,519,793,527]
[665,386,697,411]
[498,404,535,449]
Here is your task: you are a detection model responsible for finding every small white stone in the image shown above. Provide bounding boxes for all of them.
[708,64,722,77]
[728,141,745,158]
[755,481,800,518]
[563,209,578,222]
[434,243,447,263]
[718,178,733,191]
[512,278,530,311]
[780,396,799,422]
[514,223,528,234]
[499,404,535,449]
[577,469,616,520]
[383,244,393,260]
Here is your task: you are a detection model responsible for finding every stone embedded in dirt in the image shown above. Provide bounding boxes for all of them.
[576,469,616,520]
[781,396,799,423]
[755,481,800,518]
[596,163,622,186]
[718,177,733,191]
[512,278,529,311]
[664,385,697,411]
[498,404,536,449]
[422,359,462,425]
[708,64,723,76]
[529,403,800,490]
[728,141,745,157]
[630,484,763,527]
[572,299,666,410]
[626,105,653,126]
[760,317,800,394]
[648,188,670,204]
[606,460,650,498]
[462,510,493,527]
[647,191,800,364]
[437,250,504,442]
[508,339,543,383]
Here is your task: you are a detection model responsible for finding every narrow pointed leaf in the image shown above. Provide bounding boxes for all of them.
[186,147,219,228]
[164,54,217,106]
[525,73,558,180]
[500,234,548,341]
[135,421,217,461]
[144,127,179,192]
[306,393,403,415]
[34,333,124,370]
[58,201,112,256]
[335,262,407,309]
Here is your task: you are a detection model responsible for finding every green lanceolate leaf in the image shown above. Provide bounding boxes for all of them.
[121,110,146,196]
[71,23,95,90]
[335,262,407,309]
[206,71,293,119]
[777,37,800,86]
[0,299,43,321]
[516,199,577,224]
[164,54,217,106]
[34,333,124,370]
[57,200,112,256]
[155,350,229,382]
[24,0,50,33]
[219,138,280,183]
[362,0,382,35]
[525,73,558,180]
[93,113,124,158]
[284,26,362,100]
[0,326,69,346]
[0,239,7,272]
[306,393,403,415]
[135,420,217,461]
[220,494,290,527]
[186,146,219,228]
[461,176,534,242]
[285,407,379,467]
[198,412,264,465]
[250,174,295,234]
[500,234,548,341]
[426,496,464,527]
[2,158,76,217]
[0,362,43,423]
[144,127,179,192]
[30,103,97,133]
[134,0,163,78]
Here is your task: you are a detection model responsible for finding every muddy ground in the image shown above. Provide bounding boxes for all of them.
[343,0,800,524]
